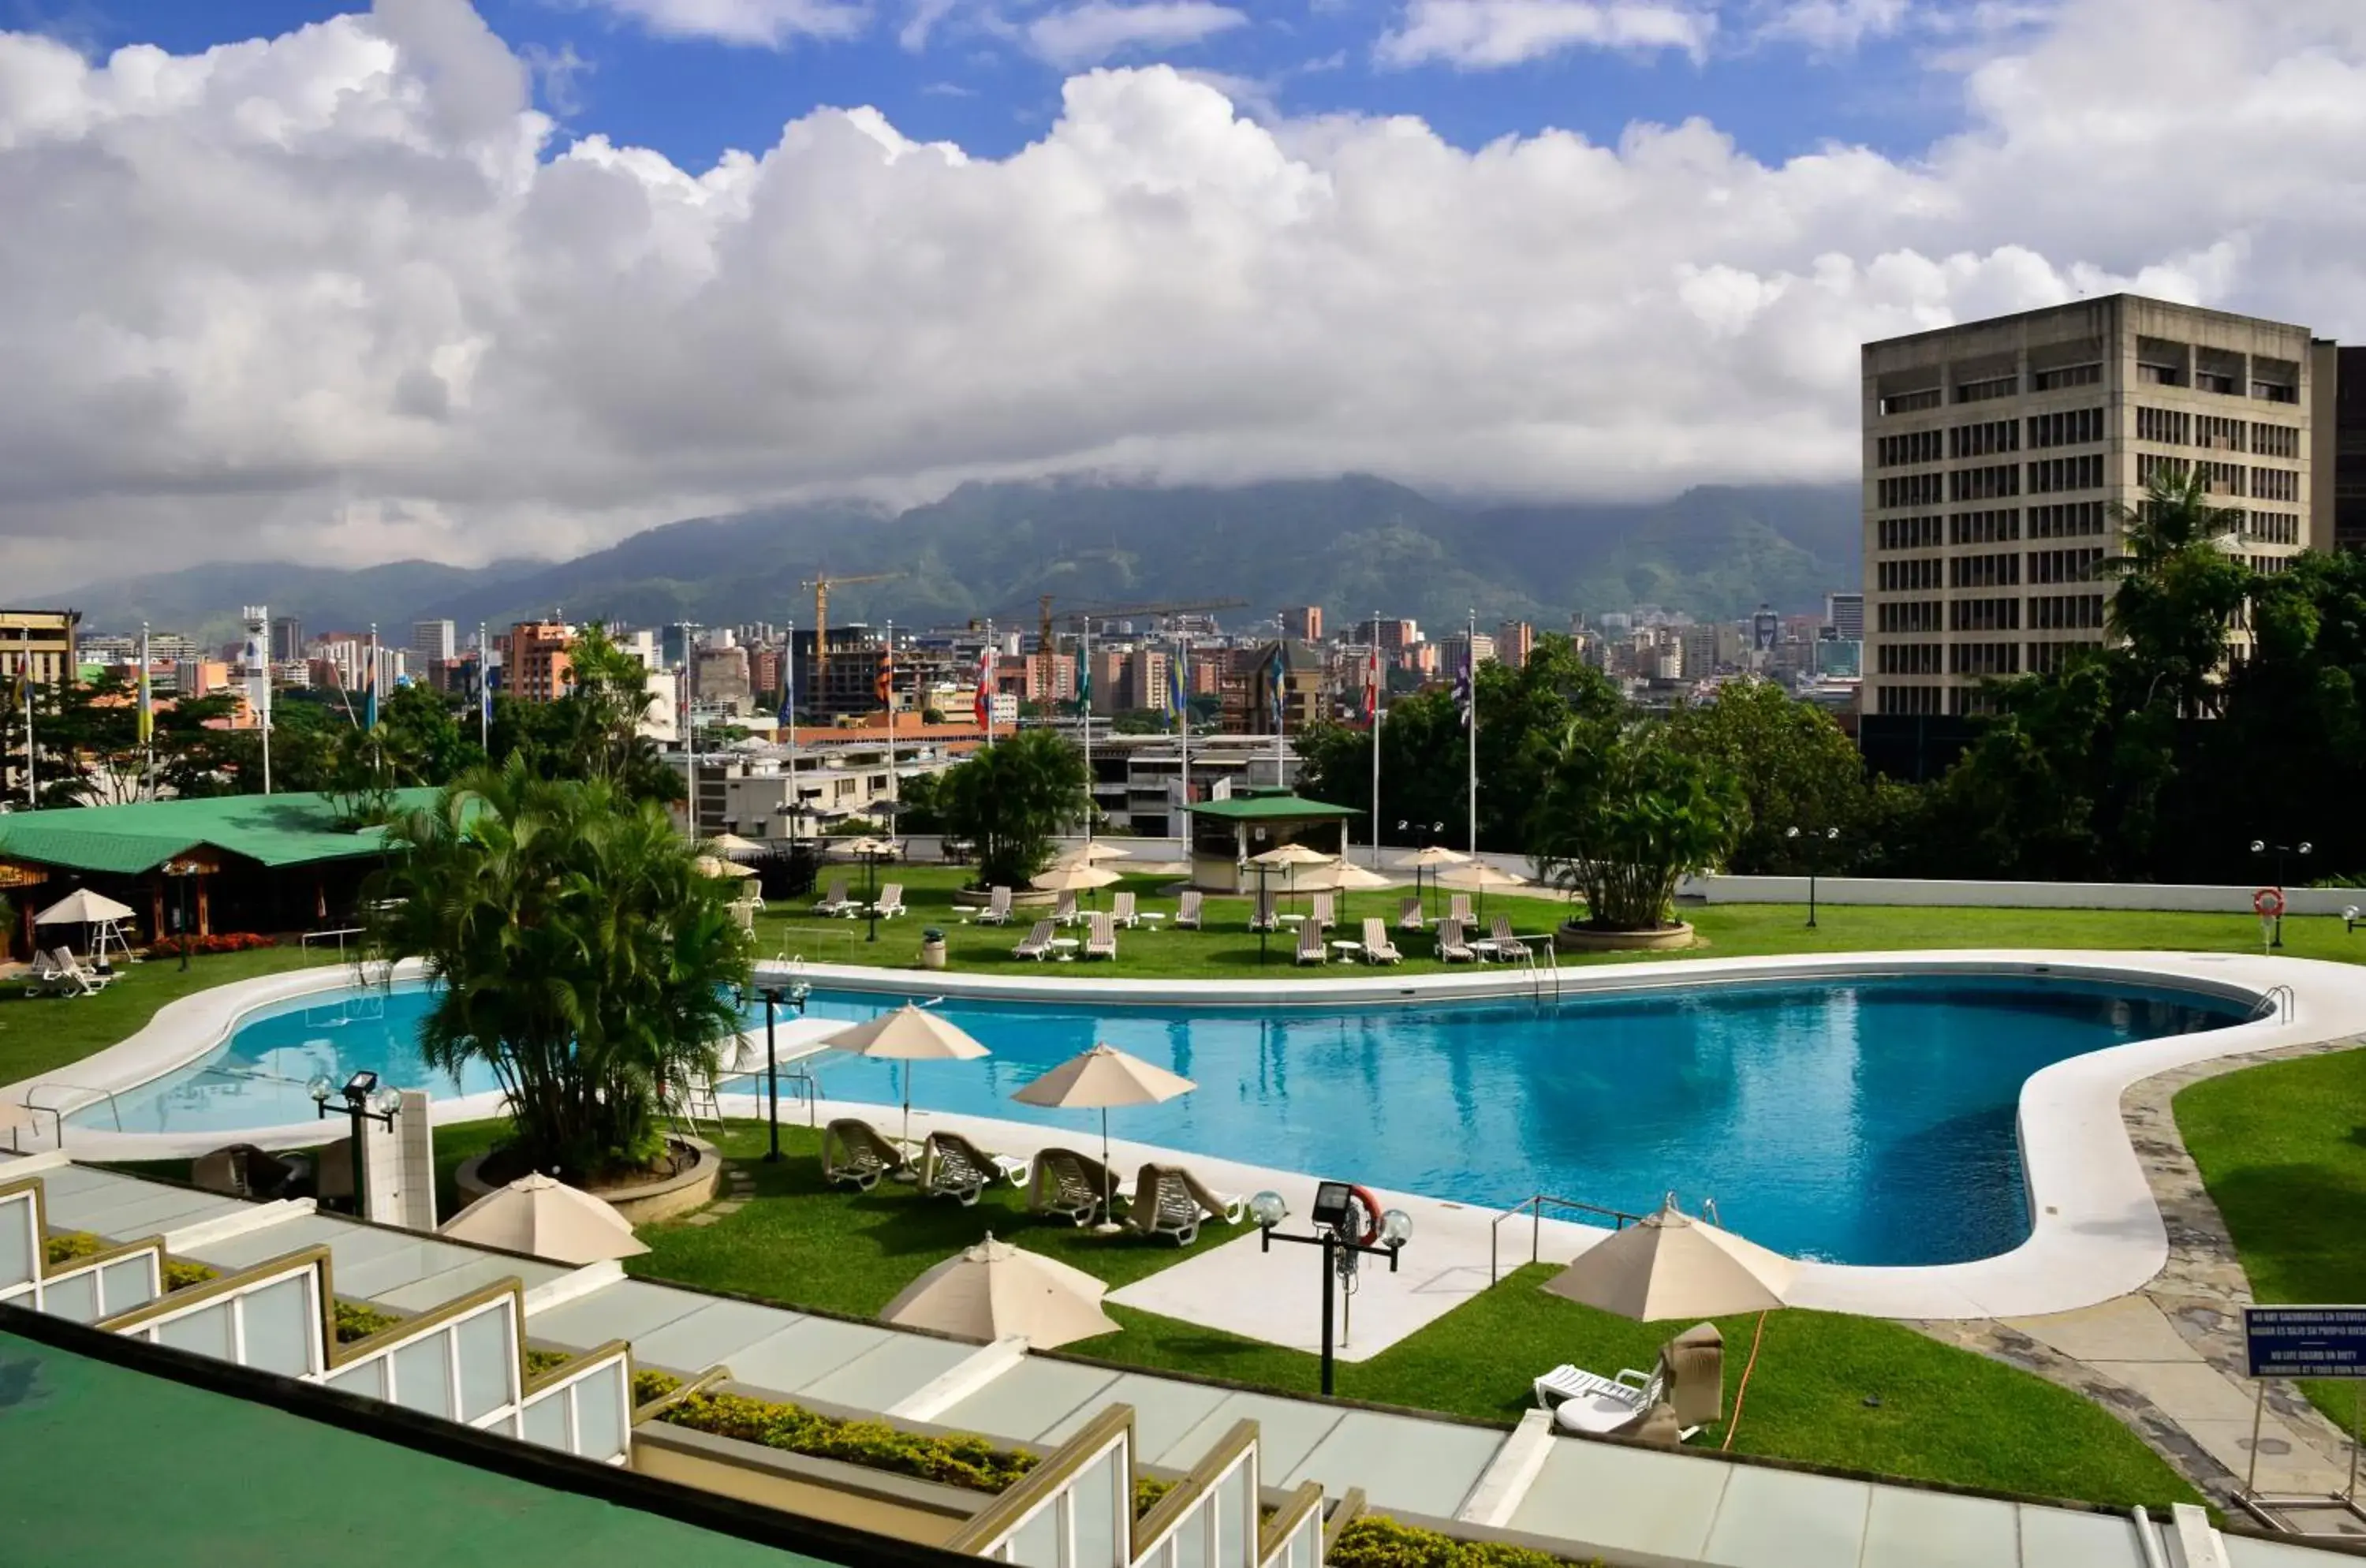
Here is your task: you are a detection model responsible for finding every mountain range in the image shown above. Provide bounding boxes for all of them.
[57,476,1860,642]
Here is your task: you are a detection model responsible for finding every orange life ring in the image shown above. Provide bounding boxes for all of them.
[1344,1183,1384,1247]
[2253,887,2286,919]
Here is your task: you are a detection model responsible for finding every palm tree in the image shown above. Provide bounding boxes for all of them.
[1533,719,1742,931]
[938,727,1090,888]
[2100,467,2253,715]
[365,757,752,1179]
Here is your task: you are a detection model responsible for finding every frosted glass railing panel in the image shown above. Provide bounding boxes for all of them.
[570,1361,628,1464]
[326,1358,386,1400]
[1138,1439,1258,1568]
[114,1256,324,1382]
[391,1334,455,1421]
[1011,1506,1063,1568]
[98,1258,157,1317]
[1072,1453,1122,1568]
[520,1387,569,1450]
[43,1270,99,1323]
[1215,1469,1251,1568]
[454,1307,514,1424]
[241,1277,315,1379]
[958,1416,1134,1568]
[0,1191,36,1297]
[158,1301,233,1360]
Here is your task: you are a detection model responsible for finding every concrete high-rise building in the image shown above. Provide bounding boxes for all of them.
[411,619,456,663]
[2326,343,2366,553]
[1495,622,1535,669]
[271,614,304,663]
[1823,593,1865,642]
[1861,295,2319,756]
[1283,607,1323,642]
[509,622,575,703]
[0,609,78,688]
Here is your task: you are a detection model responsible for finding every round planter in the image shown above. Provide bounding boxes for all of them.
[950,885,1055,910]
[455,1137,722,1227]
[920,940,947,970]
[1553,920,1697,953]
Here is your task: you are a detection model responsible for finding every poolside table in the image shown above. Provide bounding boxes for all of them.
[1331,940,1364,960]
[1050,938,1080,963]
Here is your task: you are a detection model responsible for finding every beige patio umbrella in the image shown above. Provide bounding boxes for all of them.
[1249,842,1333,917]
[440,1172,649,1264]
[1394,845,1469,918]
[1543,1198,1796,1320]
[822,1003,991,1149]
[708,831,767,858]
[1438,859,1531,919]
[1293,860,1392,892]
[1030,861,1121,913]
[1052,842,1132,866]
[1013,1043,1196,1228]
[879,1233,1120,1348]
[836,835,896,858]
[693,854,760,879]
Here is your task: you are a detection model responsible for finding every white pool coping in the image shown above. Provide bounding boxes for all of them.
[13,947,2364,1324]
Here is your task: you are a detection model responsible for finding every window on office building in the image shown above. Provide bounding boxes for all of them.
[1948,420,2020,458]
[2028,547,2106,584]
[1947,509,2021,544]
[1879,388,1943,416]
[2028,502,2106,539]
[2136,407,2189,445]
[2196,415,2245,452]
[1877,515,1943,551]
[1876,644,1942,675]
[1878,558,1942,592]
[1875,429,1943,466]
[2032,364,2102,391]
[2252,423,2300,459]
[1949,597,2021,632]
[2250,468,2299,504]
[2028,408,2106,448]
[2028,593,2106,630]
[2028,455,2104,494]
[1949,465,2021,502]
[1948,554,2021,590]
[1878,474,1944,509]
[1876,601,1942,634]
[2027,640,2101,675]
[1879,683,1942,715]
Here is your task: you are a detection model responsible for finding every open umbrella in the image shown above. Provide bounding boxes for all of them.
[1543,1198,1795,1320]
[1394,845,1469,920]
[1293,860,1391,892]
[878,1233,1119,1348]
[1030,861,1121,914]
[708,831,767,858]
[1052,842,1132,866]
[693,854,761,879]
[1438,859,1530,919]
[34,888,139,965]
[440,1172,649,1264]
[1013,1043,1195,1229]
[822,1003,991,1151]
[1250,843,1334,924]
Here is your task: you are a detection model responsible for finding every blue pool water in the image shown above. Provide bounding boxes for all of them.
[80,975,2245,1266]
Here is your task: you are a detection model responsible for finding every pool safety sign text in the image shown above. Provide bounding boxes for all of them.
[2243,1306,2366,1379]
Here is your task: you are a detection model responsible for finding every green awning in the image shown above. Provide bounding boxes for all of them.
[0,790,441,876]
[1185,789,1362,822]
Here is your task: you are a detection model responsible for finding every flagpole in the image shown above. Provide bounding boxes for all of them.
[784,617,799,843]
[1369,611,1381,869]
[884,618,898,837]
[1081,614,1094,846]
[139,621,154,801]
[977,618,994,751]
[1177,629,1191,826]
[1273,625,1286,787]
[23,678,36,807]
[477,622,489,752]
[1465,607,1477,856]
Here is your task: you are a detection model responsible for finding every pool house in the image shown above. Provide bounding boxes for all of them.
[1185,790,1361,894]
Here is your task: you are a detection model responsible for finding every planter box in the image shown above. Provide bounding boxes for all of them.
[1553,921,1696,953]
[456,1137,722,1226]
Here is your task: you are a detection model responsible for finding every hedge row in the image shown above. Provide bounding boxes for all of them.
[45,1230,216,1293]
[1328,1517,1603,1568]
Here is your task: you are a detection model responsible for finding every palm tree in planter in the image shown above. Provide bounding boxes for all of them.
[366,758,753,1182]
[1534,719,1743,933]
[937,726,1091,890]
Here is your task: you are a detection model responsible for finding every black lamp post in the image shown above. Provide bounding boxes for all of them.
[1249,1183,1413,1397]
[741,980,812,1162]
[162,858,200,972]
[1398,819,1445,920]
[864,844,882,944]
[1786,825,1842,929]
[2251,838,2312,948]
[308,1070,401,1217]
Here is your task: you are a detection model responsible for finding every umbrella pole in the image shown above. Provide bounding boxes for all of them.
[1093,1107,1121,1234]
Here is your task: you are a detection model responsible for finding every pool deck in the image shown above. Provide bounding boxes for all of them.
[24,946,2366,1327]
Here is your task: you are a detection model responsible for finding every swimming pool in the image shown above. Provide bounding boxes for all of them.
[77,973,2245,1265]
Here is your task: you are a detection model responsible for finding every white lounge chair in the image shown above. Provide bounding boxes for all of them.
[1360,917,1401,965]
[814,876,856,917]
[1535,1363,1699,1441]
[1012,919,1054,960]
[1488,914,1524,959]
[1249,889,1278,932]
[822,1118,911,1191]
[1120,1163,1245,1247]
[22,950,85,998]
[1085,910,1118,961]
[1448,893,1476,927]
[871,883,906,918]
[919,1131,1028,1206]
[54,950,114,993]
[1436,918,1477,964]
[1052,888,1080,928]
[974,885,1014,925]
[1310,892,1336,931]
[1292,920,1325,965]
[1111,890,1139,928]
[1397,896,1425,932]
[1174,890,1204,929]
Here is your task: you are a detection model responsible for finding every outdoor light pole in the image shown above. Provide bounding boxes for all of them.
[752,982,812,1162]
[1786,826,1842,929]
[308,1070,401,1218]
[865,846,881,944]
[1250,1185,1413,1398]
[2251,839,2312,948]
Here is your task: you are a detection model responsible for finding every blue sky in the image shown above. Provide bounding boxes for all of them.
[17,0,1965,171]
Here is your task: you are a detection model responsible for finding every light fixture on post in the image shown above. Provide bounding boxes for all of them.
[308,1069,401,1218]
[1785,825,1842,929]
[1250,1183,1412,1397]
[738,980,813,1163]
[2249,839,2312,949]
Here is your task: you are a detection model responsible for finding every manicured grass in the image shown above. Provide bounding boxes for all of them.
[0,943,341,1088]
[2176,1049,2366,1429]
[613,1120,2198,1511]
[753,863,2366,979]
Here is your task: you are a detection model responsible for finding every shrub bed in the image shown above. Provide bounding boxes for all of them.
[1328,1517,1602,1568]
[633,1372,1036,1494]
[334,1300,404,1342]
[147,932,278,957]
[44,1230,215,1291]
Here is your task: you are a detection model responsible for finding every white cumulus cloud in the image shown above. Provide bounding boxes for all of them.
[1024,2,1250,68]
[1376,1,1716,68]
[584,0,871,47]
[0,0,2363,590]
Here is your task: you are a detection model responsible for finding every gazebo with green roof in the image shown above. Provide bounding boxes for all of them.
[0,790,438,956]
[1184,788,1363,894]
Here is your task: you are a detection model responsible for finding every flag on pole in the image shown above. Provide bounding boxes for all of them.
[1075,657,1091,712]
[973,644,994,727]
[1266,646,1286,730]
[136,625,154,746]
[1364,642,1379,724]
[364,633,380,730]
[1453,644,1473,724]
[874,644,894,708]
[1169,647,1188,715]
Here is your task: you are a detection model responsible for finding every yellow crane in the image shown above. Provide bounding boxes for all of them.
[799,570,902,692]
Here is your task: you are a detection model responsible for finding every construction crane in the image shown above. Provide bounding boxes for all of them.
[799,571,903,682]
[1030,596,1249,647]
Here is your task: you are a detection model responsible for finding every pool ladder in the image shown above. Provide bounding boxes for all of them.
[1504,937,1562,1005]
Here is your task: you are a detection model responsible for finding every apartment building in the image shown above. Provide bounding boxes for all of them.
[1495,621,1536,669]
[509,621,575,702]
[0,610,78,692]
[411,619,456,663]
[2328,342,2366,552]
[1861,296,2318,754]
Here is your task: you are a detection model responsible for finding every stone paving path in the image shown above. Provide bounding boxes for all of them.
[684,1161,759,1227]
[1916,1035,2364,1536]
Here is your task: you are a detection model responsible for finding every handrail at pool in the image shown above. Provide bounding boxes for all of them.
[1491,1193,1648,1284]
[2252,984,2295,1024]
[24,1082,123,1139]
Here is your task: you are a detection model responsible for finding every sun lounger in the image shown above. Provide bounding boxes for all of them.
[1489,914,1524,958]
[1448,893,1475,926]
[871,883,905,918]
[1111,890,1139,928]
[1536,1363,1699,1442]
[1120,1162,1245,1246]
[22,950,78,998]
[1436,918,1477,964]
[814,876,856,917]
[1293,920,1326,965]
[56,950,117,991]
[919,1130,1028,1206]
[1397,896,1425,932]
[973,885,1014,924]
[1052,889,1080,928]
[1085,910,1118,961]
[1360,917,1402,965]
[1027,1146,1117,1226]
[1249,889,1278,932]
[1310,893,1336,931]
[1013,919,1055,960]
[822,1118,911,1191]
[1175,890,1204,929]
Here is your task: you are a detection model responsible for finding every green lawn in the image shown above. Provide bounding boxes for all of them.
[753,863,2366,978]
[2175,1049,2366,1430]
[604,1120,2197,1511]
[0,943,342,1088]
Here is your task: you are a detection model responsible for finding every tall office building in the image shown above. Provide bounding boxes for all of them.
[411,619,456,663]
[271,614,304,663]
[1495,621,1536,669]
[2327,343,2366,553]
[1823,593,1864,642]
[509,622,575,702]
[1282,606,1323,642]
[1861,295,2318,752]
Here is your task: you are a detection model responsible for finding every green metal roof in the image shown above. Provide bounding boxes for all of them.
[1185,789,1362,821]
[0,790,440,875]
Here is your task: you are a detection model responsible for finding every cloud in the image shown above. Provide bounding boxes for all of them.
[1752,0,1911,50]
[1024,2,1249,67]
[2,0,2364,592]
[1375,1,1715,67]
[581,0,871,47]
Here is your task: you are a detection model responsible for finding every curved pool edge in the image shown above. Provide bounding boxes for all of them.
[21,947,2366,1323]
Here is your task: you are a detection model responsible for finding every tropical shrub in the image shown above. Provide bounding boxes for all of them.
[651,1385,1038,1492]
[1535,720,1742,931]
[366,759,753,1181]
[1328,1516,1601,1568]
[334,1300,404,1342]
[148,932,278,957]
[936,727,1091,889]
